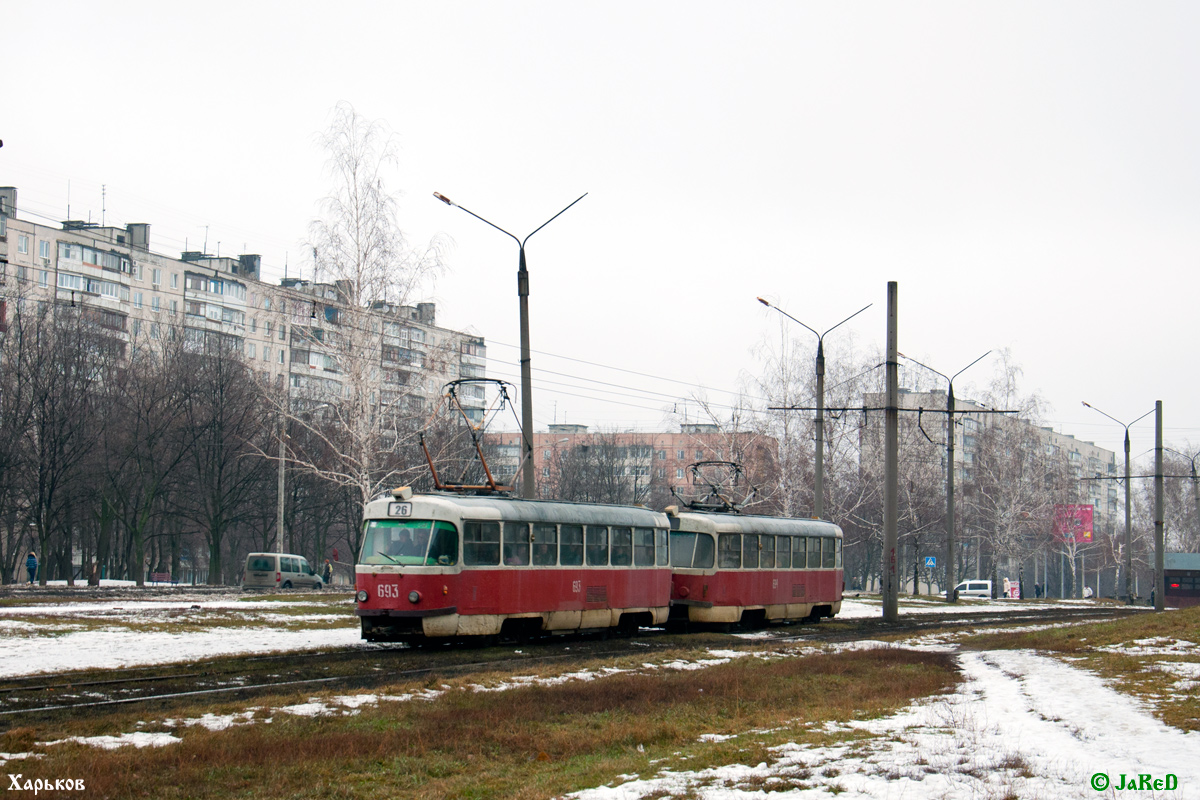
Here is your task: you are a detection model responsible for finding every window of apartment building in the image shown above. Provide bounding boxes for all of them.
[250,317,257,333]
[263,347,271,362]
[186,275,205,291]
[657,468,666,479]
[58,272,83,291]
[695,449,703,460]
[263,297,271,311]
[279,324,285,340]
[17,235,28,254]
[170,300,178,314]
[265,321,272,337]
[185,301,202,316]
[171,273,178,289]
[38,271,49,289]
[677,450,685,460]
[38,240,50,259]
[134,292,143,309]
[131,319,141,337]
[247,342,256,359]
[278,349,285,364]
[657,450,666,460]
[151,268,161,286]
[152,296,160,311]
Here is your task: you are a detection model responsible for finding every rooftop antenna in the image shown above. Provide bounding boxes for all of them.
[67,180,71,220]
[101,184,106,226]
[284,251,289,281]
[203,225,209,255]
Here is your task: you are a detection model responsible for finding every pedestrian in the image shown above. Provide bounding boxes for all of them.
[322,558,333,586]
[26,551,38,584]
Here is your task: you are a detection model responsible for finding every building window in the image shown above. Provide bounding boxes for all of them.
[677,450,685,460]
[134,292,143,309]
[247,343,256,359]
[263,347,270,362]
[265,321,272,338]
[676,468,684,479]
[39,271,49,288]
[695,449,703,460]
[278,349,285,364]
[171,273,178,288]
[250,318,257,333]
[38,240,50,259]
[152,268,162,286]
[657,450,666,460]
[17,235,29,254]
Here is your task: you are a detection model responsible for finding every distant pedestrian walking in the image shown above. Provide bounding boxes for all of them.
[26,551,38,584]
[322,559,333,586]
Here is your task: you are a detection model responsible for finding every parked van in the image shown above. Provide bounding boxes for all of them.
[243,552,324,590]
[948,580,992,599]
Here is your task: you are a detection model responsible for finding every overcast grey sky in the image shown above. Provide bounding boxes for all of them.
[4,2,1198,460]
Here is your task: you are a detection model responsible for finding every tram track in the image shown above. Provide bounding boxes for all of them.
[0,603,1142,727]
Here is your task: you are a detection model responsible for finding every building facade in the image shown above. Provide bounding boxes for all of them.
[0,186,485,420]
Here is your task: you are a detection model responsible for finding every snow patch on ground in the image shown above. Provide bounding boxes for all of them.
[566,649,1200,799]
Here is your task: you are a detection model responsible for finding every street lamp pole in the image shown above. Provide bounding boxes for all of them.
[902,351,991,603]
[757,298,870,519]
[434,191,586,498]
[1081,401,1154,604]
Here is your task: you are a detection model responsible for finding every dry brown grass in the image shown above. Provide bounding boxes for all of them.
[8,646,958,799]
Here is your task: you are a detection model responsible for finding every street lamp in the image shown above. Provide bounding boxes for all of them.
[757,298,870,518]
[1081,401,1154,604]
[434,191,587,498]
[901,351,991,603]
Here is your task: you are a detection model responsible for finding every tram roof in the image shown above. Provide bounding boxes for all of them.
[673,511,842,537]
[367,492,670,527]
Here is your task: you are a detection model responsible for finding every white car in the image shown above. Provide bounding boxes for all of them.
[948,580,992,599]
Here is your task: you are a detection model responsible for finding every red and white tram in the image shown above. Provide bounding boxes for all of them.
[667,507,843,626]
[355,487,672,642]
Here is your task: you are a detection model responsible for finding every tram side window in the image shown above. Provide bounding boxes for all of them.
[718,534,741,569]
[760,535,775,569]
[560,525,584,566]
[777,535,791,569]
[742,533,759,569]
[533,523,557,566]
[586,526,609,566]
[463,521,500,566]
[835,539,843,569]
[656,529,670,566]
[633,528,655,566]
[822,537,836,568]
[504,522,530,566]
[792,536,805,569]
[427,522,459,565]
[809,537,823,569]
[611,527,633,566]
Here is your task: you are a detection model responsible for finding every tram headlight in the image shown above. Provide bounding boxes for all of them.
[356,590,369,603]
[408,590,421,604]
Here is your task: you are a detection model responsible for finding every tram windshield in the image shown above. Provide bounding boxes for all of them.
[669,532,715,569]
[360,519,458,566]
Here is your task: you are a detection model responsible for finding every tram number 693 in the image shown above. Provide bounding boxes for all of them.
[377,583,401,599]
[572,580,582,594]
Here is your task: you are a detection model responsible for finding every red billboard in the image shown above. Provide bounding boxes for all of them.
[1053,504,1094,542]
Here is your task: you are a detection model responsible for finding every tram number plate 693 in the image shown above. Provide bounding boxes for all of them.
[377,583,401,599]
[388,502,412,518]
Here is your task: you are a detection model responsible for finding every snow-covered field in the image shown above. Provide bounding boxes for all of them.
[1,588,1197,798]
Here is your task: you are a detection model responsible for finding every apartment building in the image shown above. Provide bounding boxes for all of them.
[0,186,485,419]
[862,387,1117,532]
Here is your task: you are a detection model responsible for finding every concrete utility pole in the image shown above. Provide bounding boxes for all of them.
[1155,400,1164,612]
[883,281,899,622]
[756,298,870,519]
[434,191,586,498]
